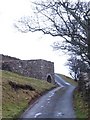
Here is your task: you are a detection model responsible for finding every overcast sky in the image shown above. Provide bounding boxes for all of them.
[1,0,88,77]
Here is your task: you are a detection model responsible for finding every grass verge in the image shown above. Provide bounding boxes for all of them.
[1,70,55,118]
[73,88,89,119]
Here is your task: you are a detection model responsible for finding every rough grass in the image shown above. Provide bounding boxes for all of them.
[1,70,55,118]
[73,88,88,118]
[0,70,2,119]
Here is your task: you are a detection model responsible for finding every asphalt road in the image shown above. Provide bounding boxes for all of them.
[20,74,76,118]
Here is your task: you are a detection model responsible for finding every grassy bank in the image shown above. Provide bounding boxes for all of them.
[73,88,88,118]
[1,70,55,118]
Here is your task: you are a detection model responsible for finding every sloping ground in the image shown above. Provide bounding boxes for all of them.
[1,70,55,118]
[58,73,78,86]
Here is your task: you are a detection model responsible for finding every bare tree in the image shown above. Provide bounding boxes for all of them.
[66,55,89,81]
[15,0,90,67]
[66,56,80,81]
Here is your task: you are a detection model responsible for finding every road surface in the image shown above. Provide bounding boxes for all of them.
[20,74,76,118]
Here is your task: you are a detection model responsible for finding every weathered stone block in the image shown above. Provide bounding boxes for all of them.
[1,54,55,84]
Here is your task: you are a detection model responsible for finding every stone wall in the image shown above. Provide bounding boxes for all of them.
[0,54,55,83]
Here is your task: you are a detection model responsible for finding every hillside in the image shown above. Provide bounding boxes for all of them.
[1,70,88,119]
[1,70,55,118]
[57,73,78,86]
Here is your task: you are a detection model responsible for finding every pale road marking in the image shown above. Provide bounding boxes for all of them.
[48,101,50,104]
[49,95,53,97]
[49,93,54,97]
[41,106,44,108]
[56,112,63,117]
[34,113,42,118]
[65,82,71,85]
[47,98,50,101]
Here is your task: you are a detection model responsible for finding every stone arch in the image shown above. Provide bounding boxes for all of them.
[47,74,52,83]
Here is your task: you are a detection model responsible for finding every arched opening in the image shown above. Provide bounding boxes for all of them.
[47,75,52,83]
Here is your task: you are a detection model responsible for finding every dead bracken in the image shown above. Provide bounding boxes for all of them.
[8,81,35,91]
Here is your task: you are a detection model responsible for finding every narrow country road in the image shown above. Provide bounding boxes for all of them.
[20,74,76,118]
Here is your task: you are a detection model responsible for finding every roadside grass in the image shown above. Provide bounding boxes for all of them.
[58,73,88,119]
[1,70,55,118]
[57,73,78,86]
[73,88,88,118]
[0,71,2,119]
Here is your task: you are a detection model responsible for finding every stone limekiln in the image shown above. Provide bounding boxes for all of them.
[0,55,55,83]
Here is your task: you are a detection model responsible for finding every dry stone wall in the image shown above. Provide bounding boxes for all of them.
[0,54,55,83]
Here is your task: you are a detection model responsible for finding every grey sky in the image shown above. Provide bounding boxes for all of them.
[1,0,88,76]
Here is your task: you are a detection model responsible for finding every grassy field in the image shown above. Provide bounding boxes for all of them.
[1,70,55,118]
